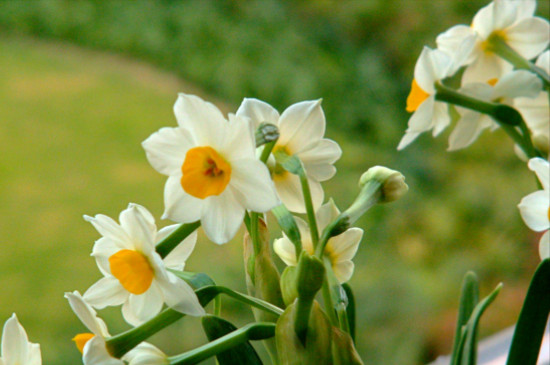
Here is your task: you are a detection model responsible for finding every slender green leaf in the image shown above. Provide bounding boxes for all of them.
[272,204,302,254]
[201,315,263,365]
[198,285,284,316]
[507,258,550,365]
[450,272,479,364]
[461,283,502,365]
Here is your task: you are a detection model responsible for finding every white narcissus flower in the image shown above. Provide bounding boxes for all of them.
[143,93,279,244]
[398,47,456,150]
[515,51,550,154]
[66,291,168,365]
[448,70,542,150]
[0,314,41,365]
[83,203,204,326]
[236,98,342,213]
[274,200,363,283]
[437,0,549,84]
[518,158,550,260]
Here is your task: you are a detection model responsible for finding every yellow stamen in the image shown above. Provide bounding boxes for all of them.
[109,250,154,294]
[406,79,430,112]
[547,207,550,222]
[73,333,95,354]
[181,146,231,199]
[487,78,498,86]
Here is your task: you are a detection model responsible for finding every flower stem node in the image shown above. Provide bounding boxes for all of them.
[255,122,280,147]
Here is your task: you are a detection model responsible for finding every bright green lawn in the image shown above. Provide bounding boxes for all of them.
[0,36,541,364]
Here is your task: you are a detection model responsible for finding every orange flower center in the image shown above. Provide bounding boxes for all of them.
[181,146,231,199]
[406,79,430,112]
[73,333,95,354]
[109,250,154,294]
[487,78,498,86]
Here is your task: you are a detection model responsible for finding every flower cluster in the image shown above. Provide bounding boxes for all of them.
[399,0,549,154]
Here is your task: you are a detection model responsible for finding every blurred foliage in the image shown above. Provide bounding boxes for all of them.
[0,1,548,364]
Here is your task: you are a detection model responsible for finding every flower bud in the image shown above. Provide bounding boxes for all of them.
[342,166,408,225]
[255,122,279,147]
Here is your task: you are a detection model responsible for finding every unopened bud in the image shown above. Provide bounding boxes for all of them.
[255,122,279,147]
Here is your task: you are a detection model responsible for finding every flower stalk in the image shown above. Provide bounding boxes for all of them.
[156,221,200,258]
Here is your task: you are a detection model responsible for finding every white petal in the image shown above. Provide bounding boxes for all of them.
[122,283,164,326]
[158,273,205,316]
[124,343,168,365]
[163,230,197,270]
[528,158,550,191]
[65,291,110,337]
[539,231,550,260]
[27,343,41,365]
[162,176,203,223]
[298,139,342,181]
[332,261,355,283]
[92,237,121,275]
[397,131,421,150]
[405,95,435,133]
[273,236,298,266]
[431,101,451,136]
[436,25,478,67]
[278,100,326,152]
[536,50,550,73]
[221,114,256,161]
[472,0,518,39]
[83,336,123,365]
[493,70,542,99]
[315,200,340,233]
[515,92,549,136]
[1,314,29,365]
[462,53,510,84]
[173,93,228,147]
[84,277,127,309]
[84,214,130,247]
[327,228,363,262]
[506,18,550,60]
[274,173,323,214]
[414,47,452,92]
[236,98,280,128]
[201,189,245,244]
[229,159,279,213]
[142,127,193,176]
[448,111,488,151]
[518,190,550,231]
[119,204,155,253]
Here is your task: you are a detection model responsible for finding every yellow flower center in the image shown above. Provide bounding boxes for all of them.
[547,207,550,222]
[482,30,508,53]
[487,78,498,86]
[72,333,95,354]
[181,146,231,199]
[271,145,290,179]
[406,79,430,112]
[109,250,154,294]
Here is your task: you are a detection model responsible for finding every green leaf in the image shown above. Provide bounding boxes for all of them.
[201,315,263,365]
[450,271,479,365]
[342,283,356,342]
[197,285,284,316]
[460,282,502,365]
[272,204,302,254]
[506,258,550,365]
[168,270,216,290]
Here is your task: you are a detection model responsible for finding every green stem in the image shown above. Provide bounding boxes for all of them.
[200,285,284,317]
[487,34,550,89]
[168,323,276,365]
[260,140,277,164]
[107,308,185,358]
[299,172,319,249]
[156,221,200,258]
[294,297,314,345]
[434,82,540,158]
[336,303,350,334]
[321,257,339,326]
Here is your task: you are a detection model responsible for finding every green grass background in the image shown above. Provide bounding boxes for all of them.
[0,1,547,364]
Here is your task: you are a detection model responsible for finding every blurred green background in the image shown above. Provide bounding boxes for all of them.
[0,0,547,364]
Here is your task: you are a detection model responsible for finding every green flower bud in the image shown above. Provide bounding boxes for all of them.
[280,266,299,307]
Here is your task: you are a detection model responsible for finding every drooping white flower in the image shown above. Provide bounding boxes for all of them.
[83,203,204,326]
[515,51,550,154]
[143,93,279,244]
[437,0,550,84]
[274,200,362,283]
[124,343,168,365]
[236,98,341,213]
[518,158,550,260]
[66,291,167,365]
[398,47,456,150]
[0,314,41,365]
[448,70,542,150]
